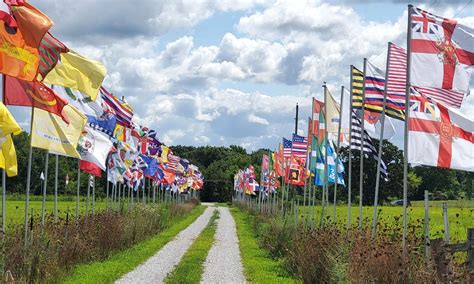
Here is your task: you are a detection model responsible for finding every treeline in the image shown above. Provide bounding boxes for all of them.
[172,141,473,203]
[6,133,473,203]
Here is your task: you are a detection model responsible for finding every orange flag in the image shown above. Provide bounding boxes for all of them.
[0,2,53,81]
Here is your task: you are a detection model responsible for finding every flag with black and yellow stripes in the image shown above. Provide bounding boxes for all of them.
[351,66,364,109]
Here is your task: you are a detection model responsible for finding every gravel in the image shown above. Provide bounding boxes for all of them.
[115,206,216,284]
[200,207,246,284]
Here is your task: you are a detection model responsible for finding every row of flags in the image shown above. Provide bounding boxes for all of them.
[0,1,204,192]
[236,6,473,197]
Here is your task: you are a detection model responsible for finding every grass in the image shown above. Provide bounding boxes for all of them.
[165,210,220,284]
[62,205,206,284]
[296,203,474,242]
[231,207,301,283]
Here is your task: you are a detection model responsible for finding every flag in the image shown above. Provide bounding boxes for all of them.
[309,135,318,172]
[350,111,388,180]
[0,1,17,28]
[307,117,314,146]
[409,7,474,93]
[386,43,408,112]
[100,86,133,127]
[282,138,292,158]
[364,60,405,120]
[325,88,341,134]
[262,153,269,172]
[408,87,473,171]
[363,110,396,140]
[388,43,466,109]
[285,155,305,186]
[291,134,308,159]
[273,146,283,177]
[4,76,69,122]
[0,135,18,176]
[314,139,345,186]
[65,173,69,185]
[80,160,101,177]
[44,50,107,100]
[113,124,128,142]
[0,101,21,137]
[107,150,126,184]
[40,171,44,180]
[0,2,52,81]
[0,103,21,177]
[38,32,69,80]
[31,105,87,158]
[53,85,103,117]
[340,88,351,145]
[351,66,364,109]
[77,126,113,171]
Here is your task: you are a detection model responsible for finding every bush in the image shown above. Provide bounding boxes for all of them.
[1,202,196,283]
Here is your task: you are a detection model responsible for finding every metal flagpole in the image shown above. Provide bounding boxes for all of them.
[402,5,414,251]
[24,106,35,247]
[41,152,49,226]
[372,43,391,239]
[320,83,329,227]
[333,86,344,223]
[106,179,109,211]
[54,154,58,222]
[86,174,91,216]
[347,66,355,229]
[1,169,5,239]
[359,58,368,229]
[92,176,95,216]
[76,160,80,222]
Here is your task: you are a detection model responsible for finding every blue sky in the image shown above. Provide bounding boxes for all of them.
[12,0,474,151]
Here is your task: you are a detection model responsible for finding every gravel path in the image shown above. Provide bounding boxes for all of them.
[116,206,215,284]
[201,207,246,284]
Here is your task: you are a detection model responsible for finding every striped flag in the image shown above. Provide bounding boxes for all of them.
[351,66,364,109]
[388,43,465,109]
[100,86,134,127]
[350,112,388,180]
[365,60,405,120]
[291,134,308,159]
[282,138,292,158]
[38,33,68,80]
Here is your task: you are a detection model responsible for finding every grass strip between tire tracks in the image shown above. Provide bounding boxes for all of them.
[230,207,301,283]
[165,209,219,283]
[62,205,206,284]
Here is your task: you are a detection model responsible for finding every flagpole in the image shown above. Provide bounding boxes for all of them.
[333,86,344,223]
[372,43,391,239]
[402,5,414,251]
[76,160,80,222]
[24,106,35,247]
[54,154,59,222]
[347,66,355,229]
[41,152,49,226]
[92,176,95,216]
[1,169,5,239]
[359,58,368,229]
[321,83,329,227]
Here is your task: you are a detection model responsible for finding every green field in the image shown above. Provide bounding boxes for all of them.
[289,203,474,242]
[1,194,155,226]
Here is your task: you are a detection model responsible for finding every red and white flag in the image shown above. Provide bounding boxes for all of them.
[409,7,474,93]
[408,87,474,172]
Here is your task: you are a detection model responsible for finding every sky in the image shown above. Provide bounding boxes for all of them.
[10,0,474,151]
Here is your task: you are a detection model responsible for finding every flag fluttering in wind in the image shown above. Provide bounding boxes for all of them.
[0,1,53,81]
[77,126,113,171]
[315,139,345,186]
[408,88,473,171]
[44,50,107,100]
[31,105,87,158]
[4,76,70,122]
[285,155,305,186]
[291,134,308,159]
[0,102,21,177]
[410,7,473,93]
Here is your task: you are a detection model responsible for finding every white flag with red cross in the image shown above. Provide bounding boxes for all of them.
[410,7,473,93]
[408,87,474,172]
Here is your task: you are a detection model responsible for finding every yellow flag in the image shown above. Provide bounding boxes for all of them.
[43,50,106,100]
[31,105,87,158]
[0,103,21,177]
[159,146,169,163]
[0,102,22,137]
[0,136,18,177]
